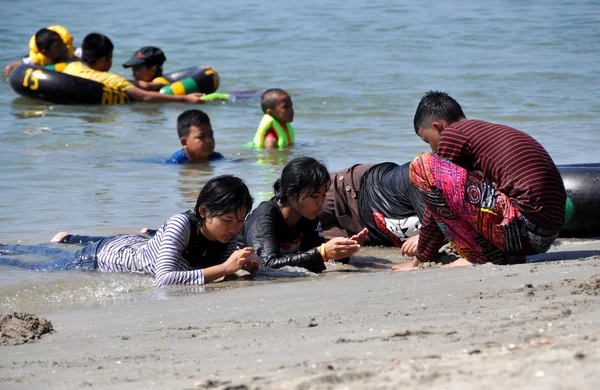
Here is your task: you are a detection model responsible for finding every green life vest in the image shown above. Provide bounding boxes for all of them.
[253,114,295,148]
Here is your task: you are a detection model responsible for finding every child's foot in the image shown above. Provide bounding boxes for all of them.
[139,228,150,234]
[50,232,70,243]
[442,258,473,268]
[391,258,421,271]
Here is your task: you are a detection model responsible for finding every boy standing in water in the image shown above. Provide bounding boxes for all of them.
[394,91,566,270]
[166,109,224,164]
[253,88,295,149]
[122,46,169,91]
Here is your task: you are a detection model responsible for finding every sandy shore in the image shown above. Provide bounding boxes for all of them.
[1,239,599,389]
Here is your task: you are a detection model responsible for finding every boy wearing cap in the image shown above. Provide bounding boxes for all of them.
[123,46,169,91]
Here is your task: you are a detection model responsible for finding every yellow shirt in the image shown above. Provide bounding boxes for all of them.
[63,61,134,91]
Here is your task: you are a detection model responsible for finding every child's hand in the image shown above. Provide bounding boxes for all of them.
[184,93,206,104]
[400,235,419,257]
[242,253,262,274]
[349,228,369,246]
[324,237,361,261]
[222,247,255,275]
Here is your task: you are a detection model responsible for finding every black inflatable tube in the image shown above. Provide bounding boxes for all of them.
[558,164,600,237]
[162,66,203,83]
[9,64,131,105]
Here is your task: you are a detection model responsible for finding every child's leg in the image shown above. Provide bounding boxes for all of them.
[55,234,108,245]
[0,240,106,271]
[0,244,72,257]
[410,153,526,264]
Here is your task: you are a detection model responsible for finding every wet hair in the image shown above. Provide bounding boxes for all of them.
[260,88,290,113]
[177,109,211,138]
[274,157,331,206]
[413,91,466,134]
[35,28,62,52]
[81,33,114,65]
[195,175,254,220]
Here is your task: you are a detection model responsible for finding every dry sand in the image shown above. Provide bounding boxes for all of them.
[1,239,599,389]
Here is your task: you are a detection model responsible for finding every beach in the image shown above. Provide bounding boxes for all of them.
[1,239,599,389]
[1,1,599,388]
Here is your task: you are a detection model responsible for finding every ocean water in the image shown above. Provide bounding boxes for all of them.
[1,0,598,313]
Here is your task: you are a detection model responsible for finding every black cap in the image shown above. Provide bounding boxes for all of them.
[122,46,166,68]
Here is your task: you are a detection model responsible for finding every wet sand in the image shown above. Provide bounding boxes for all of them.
[1,239,599,389]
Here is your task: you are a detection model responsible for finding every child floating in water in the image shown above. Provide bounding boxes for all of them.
[253,88,295,149]
[122,46,169,91]
[0,175,261,287]
[166,109,224,164]
[4,26,80,76]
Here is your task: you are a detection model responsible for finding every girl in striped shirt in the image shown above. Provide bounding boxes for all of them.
[0,175,261,286]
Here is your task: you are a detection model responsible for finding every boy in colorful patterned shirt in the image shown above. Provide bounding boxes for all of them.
[394,91,566,270]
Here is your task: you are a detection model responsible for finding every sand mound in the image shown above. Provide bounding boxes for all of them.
[0,312,53,346]
[572,274,600,296]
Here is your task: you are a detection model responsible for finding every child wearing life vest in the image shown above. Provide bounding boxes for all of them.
[122,46,169,91]
[253,88,295,149]
[4,26,80,76]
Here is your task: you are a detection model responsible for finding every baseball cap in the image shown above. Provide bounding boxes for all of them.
[122,46,166,68]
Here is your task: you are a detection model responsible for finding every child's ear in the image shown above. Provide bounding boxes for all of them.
[180,136,188,147]
[432,120,446,134]
[197,205,207,219]
[266,108,273,116]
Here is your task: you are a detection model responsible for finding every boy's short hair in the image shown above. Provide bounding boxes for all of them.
[81,33,114,65]
[35,28,62,52]
[413,91,466,134]
[177,109,211,138]
[260,88,289,114]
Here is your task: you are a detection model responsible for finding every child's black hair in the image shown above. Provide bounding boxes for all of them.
[260,88,290,114]
[195,175,253,220]
[177,109,211,138]
[81,33,114,65]
[34,28,62,53]
[413,91,466,134]
[274,157,331,206]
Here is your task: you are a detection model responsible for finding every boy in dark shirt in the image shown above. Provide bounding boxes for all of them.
[395,91,566,270]
[166,109,224,164]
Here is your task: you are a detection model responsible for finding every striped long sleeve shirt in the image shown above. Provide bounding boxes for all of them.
[416,119,566,262]
[96,213,237,286]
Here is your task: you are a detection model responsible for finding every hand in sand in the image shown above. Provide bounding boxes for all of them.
[400,234,419,257]
[442,258,473,268]
[391,257,421,271]
[242,253,262,274]
[222,247,255,275]
[349,228,369,246]
[324,237,361,261]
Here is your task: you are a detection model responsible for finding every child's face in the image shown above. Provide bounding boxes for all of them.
[132,64,157,82]
[269,94,294,123]
[291,184,327,221]
[182,124,215,162]
[418,126,442,153]
[44,40,69,63]
[201,207,247,243]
